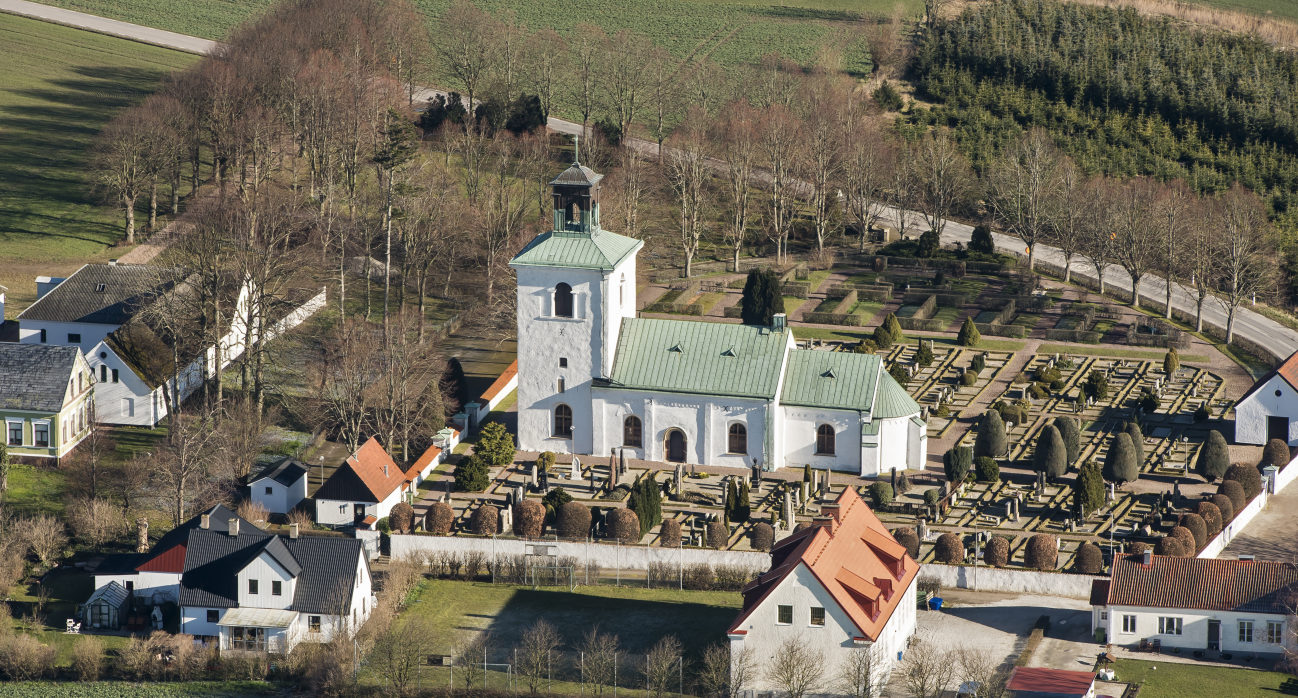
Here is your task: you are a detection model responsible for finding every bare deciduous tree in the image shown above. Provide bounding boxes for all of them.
[518,619,563,694]
[89,108,151,244]
[899,633,956,698]
[842,111,896,253]
[369,614,436,695]
[1212,183,1276,343]
[984,128,1064,270]
[152,408,223,526]
[525,28,568,124]
[1158,179,1192,319]
[644,635,682,698]
[455,631,493,689]
[569,24,608,154]
[1078,178,1116,295]
[912,129,974,240]
[765,635,824,698]
[716,101,759,270]
[954,646,1010,698]
[799,74,848,256]
[67,498,117,551]
[602,30,653,142]
[1042,160,1086,283]
[837,641,890,698]
[758,104,802,263]
[26,515,67,567]
[578,625,619,696]
[435,0,499,122]
[663,108,711,278]
[1110,177,1162,310]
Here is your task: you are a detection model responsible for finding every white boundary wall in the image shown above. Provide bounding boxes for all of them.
[1201,455,1298,559]
[389,534,1100,597]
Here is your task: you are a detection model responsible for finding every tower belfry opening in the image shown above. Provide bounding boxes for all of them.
[550,142,604,234]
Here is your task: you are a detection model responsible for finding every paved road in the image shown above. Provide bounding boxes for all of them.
[0,0,217,53]
[9,0,1298,365]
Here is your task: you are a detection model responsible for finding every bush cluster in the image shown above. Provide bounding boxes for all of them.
[892,526,920,559]
[470,504,499,535]
[1025,534,1058,570]
[454,453,491,492]
[750,523,774,551]
[706,521,729,550]
[659,518,681,547]
[984,535,1009,567]
[556,501,592,539]
[1224,463,1263,501]
[870,481,895,507]
[389,502,414,534]
[1074,542,1103,574]
[975,455,999,482]
[960,370,978,387]
[944,446,973,483]
[425,501,454,535]
[935,532,964,564]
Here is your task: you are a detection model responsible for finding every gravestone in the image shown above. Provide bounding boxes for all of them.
[571,456,581,481]
[538,468,549,492]
[530,464,538,487]
[500,508,513,535]
[917,518,928,540]
[891,468,897,491]
[674,463,683,500]
[784,490,794,530]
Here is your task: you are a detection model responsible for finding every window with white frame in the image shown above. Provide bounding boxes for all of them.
[1100,611,1108,621]
[1240,620,1254,643]
[6,421,21,447]
[1122,615,1137,634]
[32,422,48,448]
[1158,617,1182,635]
[1269,621,1283,645]
[777,605,792,625]
[810,607,825,626]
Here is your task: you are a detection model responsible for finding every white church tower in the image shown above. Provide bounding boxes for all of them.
[509,156,643,455]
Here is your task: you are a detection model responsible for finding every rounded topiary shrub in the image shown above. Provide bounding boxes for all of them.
[706,521,729,550]
[974,411,1007,460]
[1024,534,1058,571]
[556,501,592,539]
[935,533,964,564]
[960,371,977,387]
[892,526,920,560]
[1177,513,1207,550]
[1169,526,1197,557]
[870,482,894,507]
[389,502,415,534]
[984,536,1009,567]
[609,509,640,543]
[659,518,681,547]
[1035,425,1068,483]
[1197,430,1231,482]
[1103,432,1139,485]
[1074,542,1103,574]
[1154,536,1181,557]
[944,446,973,483]
[1262,439,1291,469]
[976,456,999,482]
[470,504,499,536]
[1211,493,1235,524]
[750,523,775,552]
[923,489,940,506]
[1218,479,1247,513]
[454,453,491,492]
[1195,501,1223,537]
[513,499,546,539]
[1127,541,1149,557]
[1224,463,1263,501]
[425,501,454,535]
[896,471,911,495]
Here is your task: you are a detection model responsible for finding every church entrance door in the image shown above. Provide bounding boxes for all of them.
[666,430,687,463]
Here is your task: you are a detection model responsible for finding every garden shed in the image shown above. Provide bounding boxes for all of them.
[83,580,130,630]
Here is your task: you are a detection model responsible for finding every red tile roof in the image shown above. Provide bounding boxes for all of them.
[480,360,518,402]
[1007,667,1095,696]
[137,542,186,573]
[314,437,408,504]
[1107,554,1298,614]
[1238,350,1298,404]
[727,487,919,642]
[1089,579,1110,607]
[405,444,443,480]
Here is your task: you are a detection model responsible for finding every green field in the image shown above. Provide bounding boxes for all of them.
[0,12,196,317]
[1113,659,1295,698]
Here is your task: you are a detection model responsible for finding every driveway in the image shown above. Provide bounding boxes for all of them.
[917,590,1095,665]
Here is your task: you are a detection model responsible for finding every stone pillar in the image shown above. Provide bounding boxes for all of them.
[917,518,928,540]
[783,489,794,531]
[530,463,538,487]
[571,456,581,481]
[136,518,149,553]
[675,463,683,500]
[500,508,513,535]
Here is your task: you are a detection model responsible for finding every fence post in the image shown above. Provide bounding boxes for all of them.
[617,541,621,586]
[647,539,650,589]
[679,539,683,591]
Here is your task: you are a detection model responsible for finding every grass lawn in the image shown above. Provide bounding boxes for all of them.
[950,278,988,297]
[804,269,832,293]
[910,335,1027,352]
[782,296,806,316]
[5,570,132,666]
[692,291,725,314]
[5,462,67,517]
[1113,658,1294,697]
[850,300,884,321]
[1036,344,1210,362]
[0,13,197,317]
[929,306,961,330]
[845,272,880,285]
[405,579,741,655]
[1012,314,1040,331]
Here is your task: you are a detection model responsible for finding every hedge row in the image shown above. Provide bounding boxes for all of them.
[804,312,863,326]
[975,322,1027,338]
[724,306,742,319]
[1045,329,1103,344]
[902,292,968,307]
[898,318,947,331]
[784,281,811,298]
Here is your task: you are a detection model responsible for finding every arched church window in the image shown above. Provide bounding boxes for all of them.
[623,416,642,448]
[728,423,747,454]
[619,274,625,307]
[554,404,573,438]
[816,424,835,455]
[555,283,574,318]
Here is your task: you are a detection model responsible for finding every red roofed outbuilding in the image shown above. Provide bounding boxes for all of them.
[1234,349,1298,445]
[314,437,410,527]
[727,487,919,688]
[1006,667,1096,698]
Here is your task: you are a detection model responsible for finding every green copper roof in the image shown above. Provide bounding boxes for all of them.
[510,230,642,271]
[780,350,882,412]
[873,371,922,419]
[607,318,790,399]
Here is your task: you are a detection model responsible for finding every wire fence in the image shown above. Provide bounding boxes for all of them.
[361,648,692,698]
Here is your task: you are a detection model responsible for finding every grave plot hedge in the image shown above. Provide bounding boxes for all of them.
[1224,463,1263,501]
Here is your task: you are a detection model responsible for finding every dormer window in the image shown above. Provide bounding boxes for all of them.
[555,283,574,318]
[95,283,106,292]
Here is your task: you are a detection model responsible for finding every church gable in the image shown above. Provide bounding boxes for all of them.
[606,318,789,399]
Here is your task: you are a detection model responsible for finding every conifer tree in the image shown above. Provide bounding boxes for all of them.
[973,410,1007,459]
[741,269,785,326]
[958,316,981,346]
[884,313,904,344]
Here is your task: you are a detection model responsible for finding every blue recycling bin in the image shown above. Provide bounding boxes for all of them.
[929,597,944,611]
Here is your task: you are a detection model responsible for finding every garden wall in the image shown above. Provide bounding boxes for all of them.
[1200,453,1298,559]
[918,563,1102,599]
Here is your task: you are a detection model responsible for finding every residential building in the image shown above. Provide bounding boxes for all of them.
[726,487,919,690]
[250,457,309,515]
[1092,552,1298,655]
[314,437,411,527]
[0,343,94,460]
[17,263,167,354]
[509,160,925,475]
[1235,350,1298,445]
[1005,667,1096,698]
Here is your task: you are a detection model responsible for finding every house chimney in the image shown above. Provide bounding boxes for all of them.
[290,523,299,539]
[108,259,118,266]
[136,518,148,553]
[772,313,787,332]
[1239,554,1256,562]
[823,504,841,524]
[229,518,240,537]
[201,514,210,529]
[1142,549,1152,566]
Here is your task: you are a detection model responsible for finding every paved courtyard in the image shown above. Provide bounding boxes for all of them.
[1220,485,1298,561]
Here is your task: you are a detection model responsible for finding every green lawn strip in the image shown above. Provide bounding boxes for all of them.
[805,269,833,293]
[0,13,198,317]
[918,336,1026,351]
[5,463,66,517]
[929,306,961,330]
[1112,659,1292,698]
[782,296,806,316]
[1011,314,1040,330]
[813,297,842,312]
[850,301,884,319]
[1036,344,1209,362]
[1216,342,1273,380]
[950,278,988,296]
[693,291,724,314]
[844,272,880,285]
[656,289,684,305]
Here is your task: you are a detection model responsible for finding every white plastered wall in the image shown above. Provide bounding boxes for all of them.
[783,407,860,473]
[1235,374,1298,445]
[1106,605,1290,655]
[18,320,117,354]
[592,390,767,467]
[87,341,164,427]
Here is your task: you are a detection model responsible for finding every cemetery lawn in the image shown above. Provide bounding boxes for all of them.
[407,579,741,654]
[1113,659,1293,697]
[0,13,196,317]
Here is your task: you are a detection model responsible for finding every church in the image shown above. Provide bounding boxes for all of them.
[508,158,926,476]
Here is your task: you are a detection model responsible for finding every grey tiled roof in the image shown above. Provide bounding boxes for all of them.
[17,263,171,325]
[0,343,79,412]
[549,163,603,186]
[94,553,148,576]
[149,503,258,559]
[179,528,363,614]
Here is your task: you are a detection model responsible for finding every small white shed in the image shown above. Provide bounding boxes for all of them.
[250,457,309,515]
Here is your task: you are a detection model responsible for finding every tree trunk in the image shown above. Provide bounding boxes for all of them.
[384,183,393,333]
[1062,253,1072,283]
[1226,305,1237,344]
[1195,296,1205,332]
[149,178,158,232]
[1130,273,1142,309]
[418,267,427,344]
[214,289,224,406]
[171,168,180,215]
[124,196,136,244]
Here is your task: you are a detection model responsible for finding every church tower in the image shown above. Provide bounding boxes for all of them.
[509,154,643,454]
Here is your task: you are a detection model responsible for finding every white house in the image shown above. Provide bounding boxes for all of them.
[509,160,925,475]
[17,263,165,354]
[727,487,919,690]
[251,457,309,515]
[314,437,411,527]
[1092,551,1298,656]
[177,521,373,652]
[1234,351,1298,445]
